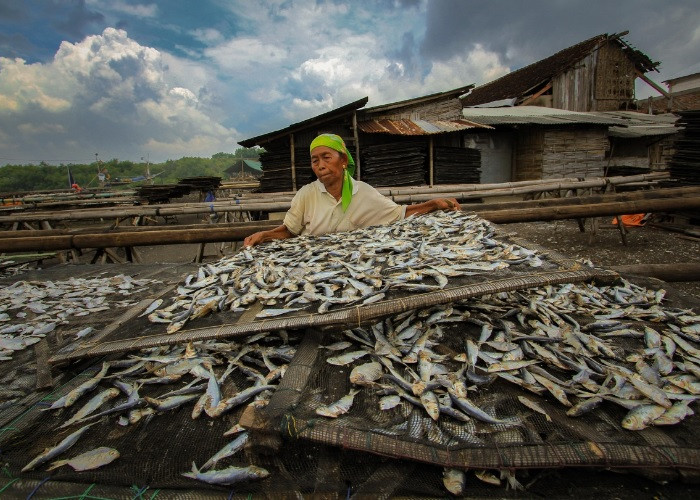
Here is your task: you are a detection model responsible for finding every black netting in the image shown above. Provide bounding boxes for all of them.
[2,215,700,498]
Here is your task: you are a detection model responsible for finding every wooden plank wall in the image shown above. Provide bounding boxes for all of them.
[649,135,676,171]
[370,97,463,121]
[552,52,597,111]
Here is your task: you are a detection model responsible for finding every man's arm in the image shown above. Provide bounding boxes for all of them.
[404,197,461,218]
[243,224,296,247]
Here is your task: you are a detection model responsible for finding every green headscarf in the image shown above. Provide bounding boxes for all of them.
[309,133,355,211]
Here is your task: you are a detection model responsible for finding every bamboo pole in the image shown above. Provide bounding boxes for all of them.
[478,196,700,224]
[0,174,679,223]
[611,263,700,282]
[462,185,700,212]
[3,195,700,253]
[0,222,279,252]
[0,220,279,239]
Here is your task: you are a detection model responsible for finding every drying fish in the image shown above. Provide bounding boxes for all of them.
[22,423,95,472]
[621,404,666,431]
[201,432,250,471]
[517,395,552,422]
[327,350,370,366]
[316,389,360,418]
[349,361,383,386]
[182,462,270,485]
[47,447,119,471]
[443,468,466,496]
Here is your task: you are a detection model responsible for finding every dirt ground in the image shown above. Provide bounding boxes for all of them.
[502,218,700,298]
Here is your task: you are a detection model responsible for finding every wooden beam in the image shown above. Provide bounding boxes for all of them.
[290,133,297,191]
[520,82,553,106]
[635,69,670,98]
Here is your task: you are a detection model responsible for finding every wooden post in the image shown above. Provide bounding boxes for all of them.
[290,133,297,191]
[615,216,628,246]
[635,69,670,98]
[428,136,434,187]
[194,243,205,263]
[353,111,361,181]
[520,82,553,106]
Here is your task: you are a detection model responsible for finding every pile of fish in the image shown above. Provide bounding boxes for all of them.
[147,211,544,333]
[25,332,294,486]
[0,259,34,279]
[312,278,700,439]
[0,275,160,362]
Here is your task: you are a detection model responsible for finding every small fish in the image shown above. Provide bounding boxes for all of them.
[144,394,200,412]
[60,388,120,428]
[474,469,501,486]
[621,404,666,430]
[255,308,301,318]
[319,341,353,351]
[349,361,383,386]
[139,298,163,317]
[201,432,249,471]
[47,447,119,471]
[443,468,465,496]
[182,462,269,485]
[566,396,603,417]
[22,423,95,472]
[223,423,247,437]
[326,350,369,366]
[379,394,402,410]
[75,327,94,338]
[653,400,694,426]
[517,396,552,422]
[316,389,360,418]
[486,360,539,373]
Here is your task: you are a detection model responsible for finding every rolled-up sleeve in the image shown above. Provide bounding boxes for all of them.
[282,189,306,236]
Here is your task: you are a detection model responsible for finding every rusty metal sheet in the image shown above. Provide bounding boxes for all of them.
[357,118,491,136]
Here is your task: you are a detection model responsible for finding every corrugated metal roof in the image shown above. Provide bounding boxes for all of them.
[242,159,262,171]
[357,118,492,135]
[595,111,679,138]
[461,106,626,126]
[608,125,678,138]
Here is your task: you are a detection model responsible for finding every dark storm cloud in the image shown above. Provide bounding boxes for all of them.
[0,33,36,59]
[0,0,27,21]
[47,0,105,39]
[421,0,700,79]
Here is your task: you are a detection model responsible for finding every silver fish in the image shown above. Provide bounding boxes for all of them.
[47,447,119,471]
[201,432,250,471]
[22,423,95,472]
[316,389,360,418]
[182,462,269,485]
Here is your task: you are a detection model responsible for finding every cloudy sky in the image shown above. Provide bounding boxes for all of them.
[1,0,699,165]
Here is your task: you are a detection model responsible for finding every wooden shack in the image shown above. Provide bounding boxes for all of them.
[239,88,494,192]
[461,106,624,181]
[460,31,660,112]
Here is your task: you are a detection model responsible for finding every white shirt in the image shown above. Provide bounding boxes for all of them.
[283,180,406,236]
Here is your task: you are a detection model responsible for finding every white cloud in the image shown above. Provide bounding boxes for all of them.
[86,0,158,18]
[191,28,225,45]
[0,27,238,163]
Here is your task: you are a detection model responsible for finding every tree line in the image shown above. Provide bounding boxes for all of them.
[0,148,261,193]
